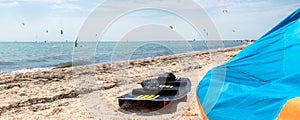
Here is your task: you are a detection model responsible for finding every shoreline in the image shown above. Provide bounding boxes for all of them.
[0,45,246,119]
[1,45,248,76]
[0,40,255,43]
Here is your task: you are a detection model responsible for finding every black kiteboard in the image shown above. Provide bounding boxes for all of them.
[117,73,191,107]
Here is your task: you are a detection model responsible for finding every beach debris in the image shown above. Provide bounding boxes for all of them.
[21,22,25,26]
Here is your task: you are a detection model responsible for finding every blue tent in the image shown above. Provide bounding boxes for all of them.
[197,8,300,120]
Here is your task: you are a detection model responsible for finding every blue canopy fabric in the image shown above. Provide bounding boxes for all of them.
[197,8,300,120]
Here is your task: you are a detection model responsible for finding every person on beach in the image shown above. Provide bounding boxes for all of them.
[75,38,78,47]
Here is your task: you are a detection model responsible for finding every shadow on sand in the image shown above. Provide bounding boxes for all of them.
[118,96,187,116]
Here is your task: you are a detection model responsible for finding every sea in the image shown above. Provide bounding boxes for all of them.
[0,41,245,73]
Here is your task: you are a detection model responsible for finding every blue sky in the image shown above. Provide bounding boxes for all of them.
[0,0,299,41]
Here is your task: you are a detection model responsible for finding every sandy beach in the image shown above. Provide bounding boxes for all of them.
[0,45,246,120]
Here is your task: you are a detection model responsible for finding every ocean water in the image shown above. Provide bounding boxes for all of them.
[0,41,245,73]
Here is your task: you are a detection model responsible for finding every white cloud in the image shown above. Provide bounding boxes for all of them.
[51,3,81,10]
[21,0,82,10]
[21,0,79,4]
[0,1,20,8]
[0,0,298,41]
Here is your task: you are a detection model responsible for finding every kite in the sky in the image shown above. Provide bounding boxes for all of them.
[60,30,64,35]
[222,9,229,13]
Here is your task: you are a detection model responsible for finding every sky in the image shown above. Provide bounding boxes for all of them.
[0,0,299,41]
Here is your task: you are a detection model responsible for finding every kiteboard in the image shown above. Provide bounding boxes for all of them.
[117,73,191,107]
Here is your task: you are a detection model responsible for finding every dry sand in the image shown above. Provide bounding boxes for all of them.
[0,46,246,120]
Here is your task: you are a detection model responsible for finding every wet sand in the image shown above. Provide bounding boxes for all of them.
[0,46,246,120]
